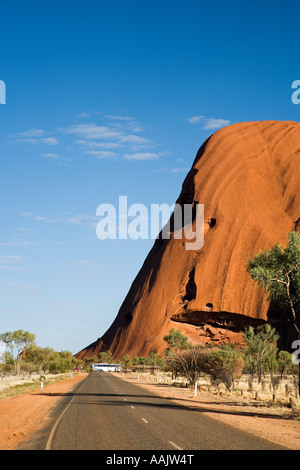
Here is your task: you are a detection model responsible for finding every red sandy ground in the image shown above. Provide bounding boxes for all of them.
[0,373,88,450]
[0,371,299,450]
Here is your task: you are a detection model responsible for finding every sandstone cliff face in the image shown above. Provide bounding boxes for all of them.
[76,121,300,359]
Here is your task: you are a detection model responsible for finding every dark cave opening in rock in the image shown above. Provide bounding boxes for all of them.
[182,268,197,302]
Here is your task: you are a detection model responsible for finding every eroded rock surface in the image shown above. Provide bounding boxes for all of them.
[76,121,300,359]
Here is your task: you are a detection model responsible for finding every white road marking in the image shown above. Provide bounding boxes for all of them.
[45,376,87,450]
[168,441,183,450]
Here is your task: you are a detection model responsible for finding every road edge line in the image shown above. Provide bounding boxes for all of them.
[45,374,89,450]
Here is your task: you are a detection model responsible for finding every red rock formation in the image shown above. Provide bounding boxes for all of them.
[75,121,300,360]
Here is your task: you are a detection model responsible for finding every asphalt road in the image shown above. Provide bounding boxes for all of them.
[38,372,287,451]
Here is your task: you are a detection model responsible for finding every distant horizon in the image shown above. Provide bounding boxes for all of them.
[1,1,300,354]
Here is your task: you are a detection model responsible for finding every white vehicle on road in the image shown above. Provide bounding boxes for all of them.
[91,363,122,372]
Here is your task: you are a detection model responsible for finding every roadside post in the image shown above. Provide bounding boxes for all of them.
[194,382,197,397]
[41,377,44,394]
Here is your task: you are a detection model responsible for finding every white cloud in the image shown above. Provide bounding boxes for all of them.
[120,135,150,145]
[187,115,231,130]
[18,138,39,144]
[14,114,163,165]
[22,212,35,218]
[66,214,98,226]
[124,152,159,161]
[155,166,189,174]
[74,260,91,266]
[41,137,59,145]
[203,118,231,130]
[75,140,121,149]
[104,115,135,121]
[0,239,32,247]
[0,255,23,264]
[41,153,71,162]
[64,124,150,146]
[0,255,23,270]
[63,123,123,141]
[14,129,59,146]
[83,150,118,159]
[62,118,155,159]
[187,115,205,124]
[17,129,46,137]
[169,167,189,173]
[42,153,59,159]
[22,211,98,228]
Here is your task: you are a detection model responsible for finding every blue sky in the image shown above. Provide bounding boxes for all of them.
[1,0,300,354]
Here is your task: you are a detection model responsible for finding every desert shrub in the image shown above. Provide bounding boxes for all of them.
[204,345,244,390]
[166,347,208,385]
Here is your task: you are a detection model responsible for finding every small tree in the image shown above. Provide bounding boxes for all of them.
[0,330,36,374]
[163,328,191,354]
[25,346,56,374]
[0,332,14,367]
[277,350,294,379]
[163,329,191,379]
[98,350,114,363]
[123,354,132,371]
[48,350,77,374]
[248,232,300,336]
[58,350,76,372]
[243,324,279,383]
[248,231,300,393]
[148,352,165,369]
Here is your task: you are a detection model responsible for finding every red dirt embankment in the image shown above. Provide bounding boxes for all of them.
[0,373,88,450]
